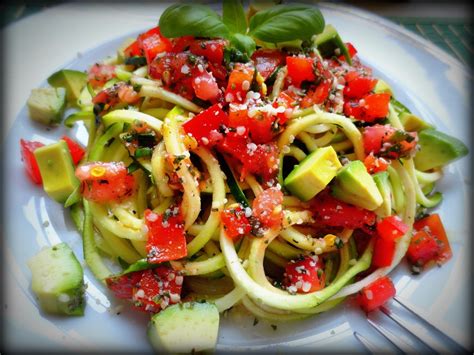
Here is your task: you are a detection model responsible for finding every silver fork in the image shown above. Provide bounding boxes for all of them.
[353,297,469,354]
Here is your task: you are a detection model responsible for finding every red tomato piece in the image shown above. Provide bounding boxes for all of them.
[137,27,172,64]
[407,230,439,267]
[312,192,376,229]
[363,124,418,159]
[20,139,45,185]
[190,39,227,64]
[221,206,252,241]
[171,35,194,53]
[144,207,187,264]
[132,267,183,313]
[300,80,331,108]
[413,214,452,265]
[192,70,220,102]
[338,42,358,61]
[75,161,135,203]
[363,153,389,174]
[61,136,85,165]
[251,49,286,80]
[124,40,142,57]
[363,93,391,121]
[273,91,295,125]
[252,187,283,229]
[372,235,396,268]
[284,255,326,293]
[376,215,409,241]
[286,56,315,87]
[343,74,377,99]
[357,276,396,312]
[182,104,228,146]
[218,134,279,182]
[207,61,228,82]
[224,63,255,103]
[105,271,143,300]
[88,64,116,88]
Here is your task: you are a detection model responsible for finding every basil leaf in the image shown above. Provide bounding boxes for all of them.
[223,0,247,34]
[230,33,256,57]
[249,4,325,43]
[159,4,230,39]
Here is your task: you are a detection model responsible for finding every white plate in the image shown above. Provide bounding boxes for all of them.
[3,2,471,352]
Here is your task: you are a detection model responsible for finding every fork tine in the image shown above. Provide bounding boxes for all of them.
[392,297,468,353]
[367,317,418,353]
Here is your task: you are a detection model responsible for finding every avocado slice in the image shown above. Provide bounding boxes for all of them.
[148,302,219,353]
[27,87,67,125]
[331,160,383,211]
[47,69,88,105]
[34,140,80,203]
[284,146,342,201]
[373,171,391,217]
[314,24,351,64]
[399,112,433,132]
[373,79,393,96]
[28,243,85,316]
[414,128,468,171]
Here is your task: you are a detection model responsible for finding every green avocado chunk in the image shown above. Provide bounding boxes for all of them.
[47,69,88,105]
[331,160,383,211]
[34,140,80,203]
[148,302,219,353]
[28,243,85,316]
[284,146,342,202]
[399,112,432,132]
[414,128,469,171]
[373,79,393,96]
[314,24,351,64]
[27,87,66,125]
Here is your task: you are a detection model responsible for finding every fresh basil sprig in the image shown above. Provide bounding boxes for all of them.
[158,1,325,57]
[248,4,325,43]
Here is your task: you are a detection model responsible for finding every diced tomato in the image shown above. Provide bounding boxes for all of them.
[376,215,409,241]
[171,35,194,53]
[190,39,227,64]
[273,91,294,125]
[338,42,358,61]
[105,271,143,300]
[312,192,376,229]
[192,70,220,102]
[207,61,228,82]
[132,267,183,313]
[75,161,135,203]
[343,73,377,99]
[251,49,286,80]
[363,153,389,174]
[372,235,396,268]
[300,80,331,108]
[407,230,439,267]
[412,214,452,265]
[136,27,172,64]
[364,93,391,121]
[252,187,283,229]
[20,139,45,185]
[357,276,396,312]
[224,63,255,103]
[88,64,116,88]
[182,104,228,146]
[363,124,418,159]
[124,40,142,57]
[343,99,365,120]
[284,255,325,293]
[218,134,280,182]
[61,136,85,165]
[144,207,187,264]
[221,206,252,241]
[286,56,315,87]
